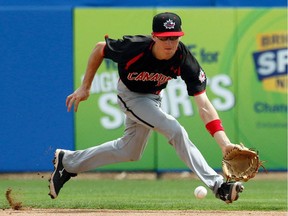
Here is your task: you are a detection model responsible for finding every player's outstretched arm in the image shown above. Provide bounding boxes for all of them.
[66,42,106,112]
[194,92,236,156]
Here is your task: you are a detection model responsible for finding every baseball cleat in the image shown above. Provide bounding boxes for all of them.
[48,149,77,199]
[216,182,244,204]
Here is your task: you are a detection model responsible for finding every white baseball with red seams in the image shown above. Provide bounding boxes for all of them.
[194,186,207,199]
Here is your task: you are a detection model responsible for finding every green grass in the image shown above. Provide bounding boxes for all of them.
[0,177,287,211]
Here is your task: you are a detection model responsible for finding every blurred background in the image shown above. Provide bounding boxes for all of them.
[0,0,287,173]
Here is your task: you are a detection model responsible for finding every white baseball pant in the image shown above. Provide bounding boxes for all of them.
[62,80,224,194]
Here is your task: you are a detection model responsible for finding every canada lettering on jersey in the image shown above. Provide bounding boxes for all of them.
[127,71,173,86]
[104,36,206,95]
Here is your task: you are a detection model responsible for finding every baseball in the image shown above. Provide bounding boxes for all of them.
[194,186,207,199]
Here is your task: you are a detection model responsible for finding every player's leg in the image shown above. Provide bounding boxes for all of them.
[116,81,243,203]
[127,100,222,188]
[152,111,244,202]
[117,87,222,191]
[62,116,152,173]
[49,112,152,199]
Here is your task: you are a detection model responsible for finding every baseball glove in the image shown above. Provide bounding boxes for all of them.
[222,143,265,182]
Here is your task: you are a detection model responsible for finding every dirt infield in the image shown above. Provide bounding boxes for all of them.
[1,209,287,216]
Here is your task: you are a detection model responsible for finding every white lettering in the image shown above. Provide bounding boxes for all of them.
[277,49,288,73]
[258,52,276,75]
[163,79,193,117]
[83,72,235,129]
[88,71,118,94]
[209,75,235,111]
[98,93,124,129]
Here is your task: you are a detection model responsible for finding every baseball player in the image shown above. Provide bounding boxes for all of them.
[49,12,244,203]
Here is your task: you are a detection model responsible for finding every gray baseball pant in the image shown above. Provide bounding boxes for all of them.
[63,80,224,194]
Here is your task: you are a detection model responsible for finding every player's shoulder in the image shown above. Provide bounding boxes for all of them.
[104,35,152,62]
[105,35,152,52]
[177,41,197,61]
[106,35,152,46]
[121,35,153,51]
[123,35,153,43]
[178,41,190,54]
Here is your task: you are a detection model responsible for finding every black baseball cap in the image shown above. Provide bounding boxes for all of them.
[152,12,184,37]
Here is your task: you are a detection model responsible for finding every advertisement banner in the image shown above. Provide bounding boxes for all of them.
[74,8,287,171]
[236,9,287,169]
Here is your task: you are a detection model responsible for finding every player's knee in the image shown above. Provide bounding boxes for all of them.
[168,123,187,145]
[170,121,183,136]
[128,154,142,161]
[115,143,143,161]
[117,151,142,162]
[115,134,145,161]
[124,148,143,161]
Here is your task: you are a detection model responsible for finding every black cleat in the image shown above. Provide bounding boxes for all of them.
[48,149,77,199]
[216,182,244,204]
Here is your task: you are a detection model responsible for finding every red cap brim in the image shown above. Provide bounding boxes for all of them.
[153,31,184,37]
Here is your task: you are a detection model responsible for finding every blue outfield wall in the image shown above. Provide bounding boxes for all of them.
[0,8,74,172]
[0,0,286,7]
[0,0,286,172]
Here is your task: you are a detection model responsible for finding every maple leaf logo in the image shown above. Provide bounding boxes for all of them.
[199,69,206,83]
[163,19,175,29]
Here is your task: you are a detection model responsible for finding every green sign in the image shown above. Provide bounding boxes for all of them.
[237,9,287,169]
[74,8,287,171]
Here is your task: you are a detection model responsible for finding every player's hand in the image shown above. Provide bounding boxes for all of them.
[213,131,240,156]
[221,143,240,156]
[66,86,90,112]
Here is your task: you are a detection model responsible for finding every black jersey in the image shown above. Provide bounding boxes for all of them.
[103,35,206,96]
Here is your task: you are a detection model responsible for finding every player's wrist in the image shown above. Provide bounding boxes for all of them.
[205,119,224,137]
[80,83,91,92]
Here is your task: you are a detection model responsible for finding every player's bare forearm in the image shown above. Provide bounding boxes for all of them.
[81,42,106,90]
[213,131,235,155]
[194,92,234,155]
[66,42,106,112]
[194,92,219,124]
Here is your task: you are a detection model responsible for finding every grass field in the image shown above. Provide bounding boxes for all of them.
[0,172,287,214]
